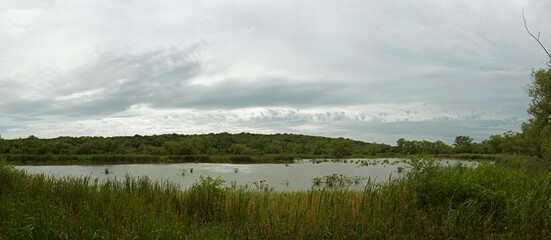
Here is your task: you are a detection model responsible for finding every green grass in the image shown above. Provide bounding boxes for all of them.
[1,156,551,239]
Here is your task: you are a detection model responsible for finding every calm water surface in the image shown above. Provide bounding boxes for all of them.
[15,158,477,191]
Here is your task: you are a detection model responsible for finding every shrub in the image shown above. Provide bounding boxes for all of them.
[185,176,226,221]
[407,157,506,212]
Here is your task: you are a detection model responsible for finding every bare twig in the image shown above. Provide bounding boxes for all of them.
[523,9,551,62]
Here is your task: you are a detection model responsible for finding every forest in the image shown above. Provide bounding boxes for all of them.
[0,128,536,163]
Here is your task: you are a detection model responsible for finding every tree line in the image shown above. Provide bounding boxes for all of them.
[0,133,378,157]
[0,131,532,158]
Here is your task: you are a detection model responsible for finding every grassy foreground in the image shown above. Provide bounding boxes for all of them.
[1,157,551,239]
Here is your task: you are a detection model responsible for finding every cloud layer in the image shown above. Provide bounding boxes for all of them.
[1,0,550,144]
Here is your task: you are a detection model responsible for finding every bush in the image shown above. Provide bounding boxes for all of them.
[407,157,506,211]
[185,176,226,221]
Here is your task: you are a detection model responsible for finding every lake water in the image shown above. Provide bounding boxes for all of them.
[15,158,478,191]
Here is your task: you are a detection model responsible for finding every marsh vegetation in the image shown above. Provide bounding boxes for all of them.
[1,156,550,239]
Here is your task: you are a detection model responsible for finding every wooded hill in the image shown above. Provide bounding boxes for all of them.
[0,132,529,160]
[0,133,387,159]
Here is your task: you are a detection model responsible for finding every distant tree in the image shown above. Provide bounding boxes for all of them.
[249,139,268,153]
[364,144,380,156]
[330,138,354,157]
[483,135,504,154]
[396,138,405,149]
[453,136,473,153]
[27,135,38,140]
[434,140,453,154]
[312,141,328,155]
[229,144,252,155]
[401,140,419,154]
[453,136,473,148]
[286,143,303,154]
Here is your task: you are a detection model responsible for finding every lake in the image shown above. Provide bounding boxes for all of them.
[15,158,478,191]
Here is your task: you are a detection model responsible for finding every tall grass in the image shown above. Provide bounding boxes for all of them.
[1,156,550,238]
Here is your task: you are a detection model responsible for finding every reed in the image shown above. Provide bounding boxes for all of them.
[1,156,550,239]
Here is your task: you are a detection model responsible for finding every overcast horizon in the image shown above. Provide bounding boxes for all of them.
[1,0,550,144]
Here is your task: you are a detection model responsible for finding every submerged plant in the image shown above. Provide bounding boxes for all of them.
[352,176,366,184]
[397,167,404,173]
[282,179,290,186]
[312,174,365,188]
[359,160,379,167]
[312,177,322,185]
[252,180,273,192]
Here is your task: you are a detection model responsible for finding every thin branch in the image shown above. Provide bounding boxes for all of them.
[523,9,551,60]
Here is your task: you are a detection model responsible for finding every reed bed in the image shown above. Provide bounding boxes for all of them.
[1,157,550,239]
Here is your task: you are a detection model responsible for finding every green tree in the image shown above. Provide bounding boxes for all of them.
[453,136,473,153]
[522,69,551,157]
[483,135,503,154]
[396,138,405,149]
[364,144,380,156]
[330,138,354,157]
[228,144,251,155]
[434,140,453,154]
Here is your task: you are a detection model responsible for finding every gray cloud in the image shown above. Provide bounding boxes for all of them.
[1,46,202,116]
[0,0,548,143]
[1,48,530,118]
[234,110,524,143]
[0,107,521,144]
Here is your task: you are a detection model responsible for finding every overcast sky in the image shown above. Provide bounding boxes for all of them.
[1,0,550,144]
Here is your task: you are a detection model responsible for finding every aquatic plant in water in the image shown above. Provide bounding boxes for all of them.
[252,180,273,192]
[312,174,366,188]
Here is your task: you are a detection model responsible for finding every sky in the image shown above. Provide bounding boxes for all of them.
[0,0,550,144]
